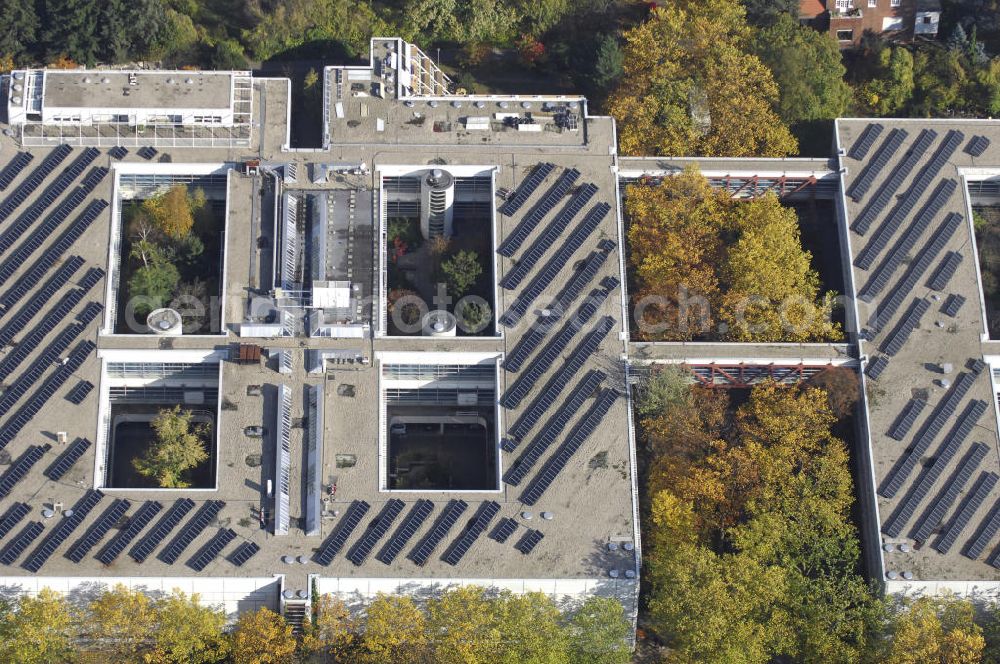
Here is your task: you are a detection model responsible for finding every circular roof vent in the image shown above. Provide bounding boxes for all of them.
[428,100,438,108]
[902,571,914,580]
[185,78,194,84]
[498,101,509,109]
[146,308,183,335]
[899,543,912,553]
[886,570,899,580]
[101,77,110,84]
[474,100,485,108]
[608,569,620,578]
[607,542,619,552]
[166,77,175,84]
[624,570,636,579]
[521,101,532,109]
[82,77,91,84]
[451,100,462,108]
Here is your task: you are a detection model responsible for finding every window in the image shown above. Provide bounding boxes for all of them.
[836,29,855,41]
[923,15,932,23]
[835,0,852,8]
[891,0,900,5]
[868,0,876,6]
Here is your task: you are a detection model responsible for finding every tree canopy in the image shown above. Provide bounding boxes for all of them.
[626,167,840,342]
[639,380,883,663]
[753,14,852,124]
[608,1,797,157]
[133,406,210,488]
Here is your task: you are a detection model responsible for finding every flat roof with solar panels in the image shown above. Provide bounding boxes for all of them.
[0,37,639,624]
[837,119,1000,591]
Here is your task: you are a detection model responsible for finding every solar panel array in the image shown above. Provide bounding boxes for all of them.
[881,298,930,356]
[856,177,956,278]
[857,130,963,240]
[377,499,434,564]
[159,500,225,564]
[852,129,939,234]
[66,499,131,563]
[66,380,94,404]
[928,252,963,291]
[967,135,990,157]
[501,183,598,289]
[228,541,261,567]
[506,370,606,483]
[942,294,967,318]
[410,500,468,566]
[108,146,129,160]
[507,315,615,431]
[501,204,611,327]
[865,356,889,380]
[935,472,999,554]
[967,499,1000,560]
[911,443,988,542]
[188,528,237,571]
[0,150,99,253]
[0,285,99,382]
[498,168,580,257]
[315,500,371,565]
[0,255,83,340]
[0,522,43,565]
[867,212,963,331]
[0,145,72,223]
[881,367,985,498]
[888,399,927,440]
[0,325,90,417]
[848,123,884,160]
[521,389,619,506]
[130,499,195,563]
[0,163,106,259]
[490,518,518,543]
[138,146,158,160]
[347,499,405,566]
[0,446,45,498]
[0,503,30,541]
[44,437,91,481]
[515,529,544,554]
[554,240,616,307]
[0,153,33,190]
[883,401,987,537]
[503,287,614,404]
[22,489,103,572]
[499,163,555,216]
[443,501,501,566]
[847,128,908,204]
[0,200,108,283]
[98,501,162,565]
[0,340,96,447]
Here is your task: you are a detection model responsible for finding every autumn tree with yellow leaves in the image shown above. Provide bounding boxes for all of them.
[607,0,797,157]
[229,607,297,664]
[626,167,841,342]
[638,379,884,663]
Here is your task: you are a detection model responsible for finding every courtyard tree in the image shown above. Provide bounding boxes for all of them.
[127,251,181,318]
[133,406,210,488]
[625,169,725,340]
[0,589,75,664]
[143,184,196,240]
[441,250,482,298]
[229,607,297,664]
[607,1,797,157]
[641,382,883,661]
[719,193,840,342]
[85,584,158,663]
